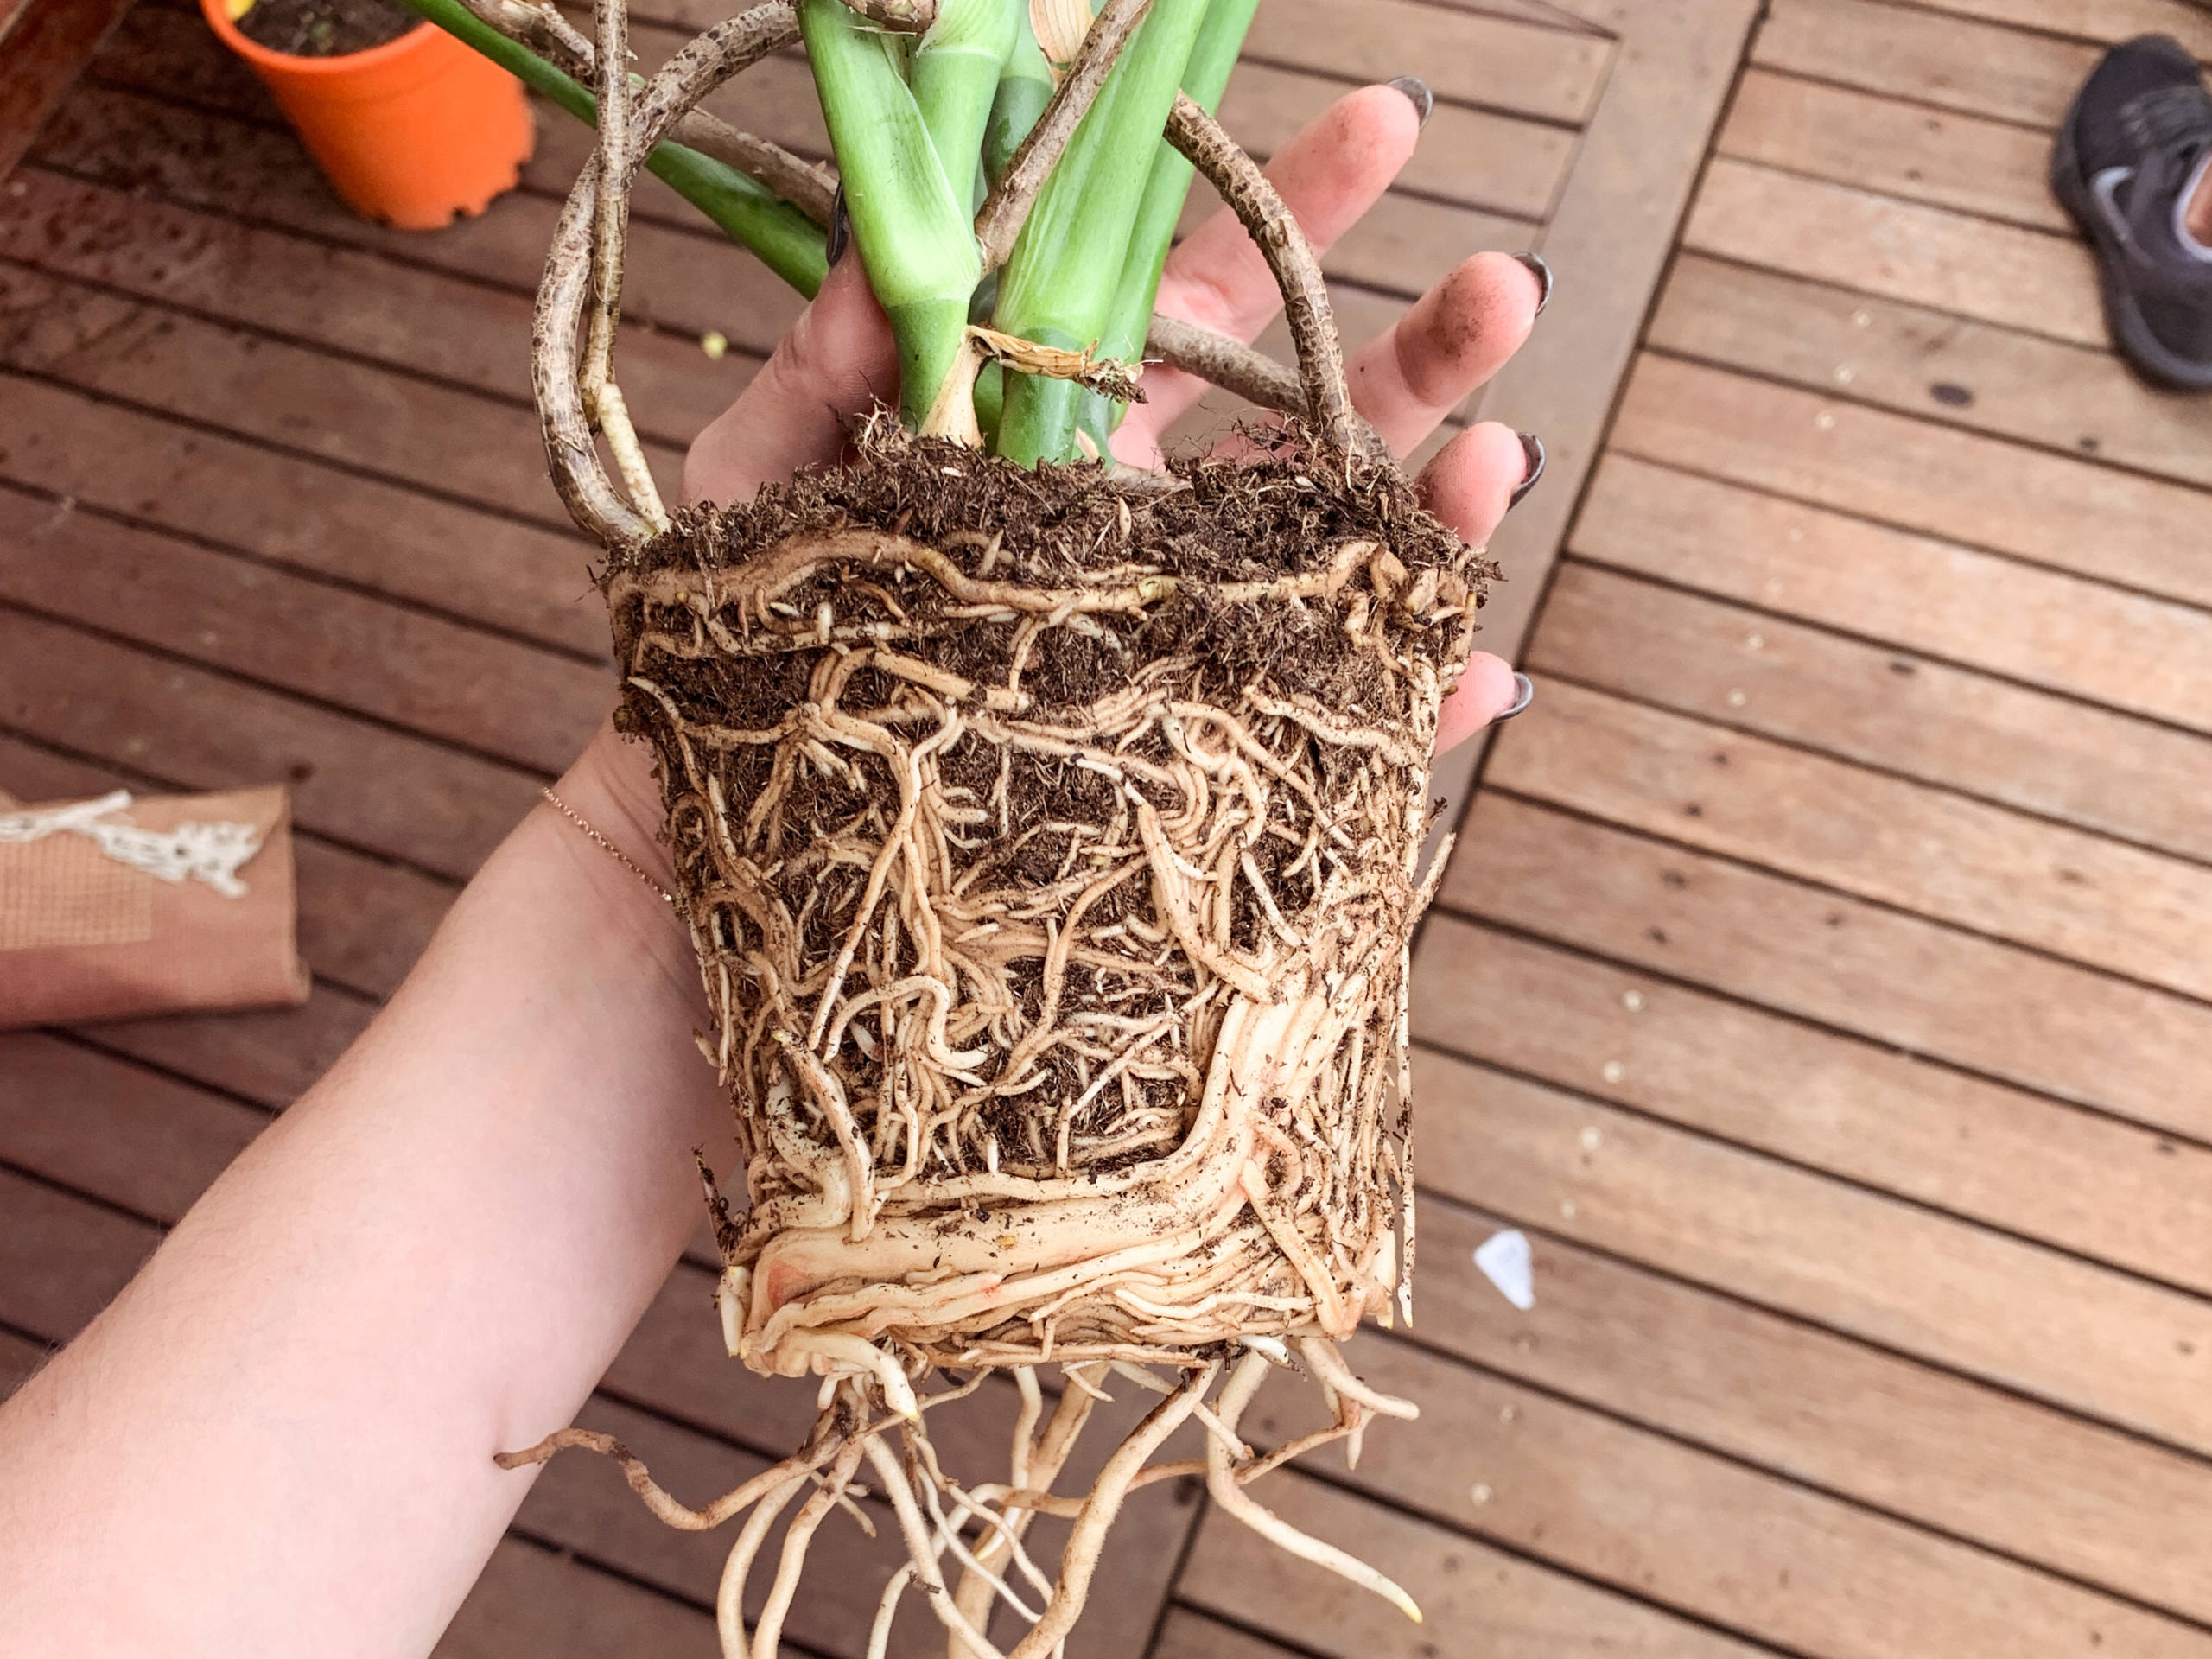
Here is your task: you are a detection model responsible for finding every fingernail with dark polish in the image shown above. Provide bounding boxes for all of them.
[1387,76,1434,129]
[1510,432,1546,508]
[825,185,851,266]
[1496,672,1535,722]
[1514,251,1552,315]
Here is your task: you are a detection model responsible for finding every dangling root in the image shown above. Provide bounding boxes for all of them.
[505,1342,1419,1658]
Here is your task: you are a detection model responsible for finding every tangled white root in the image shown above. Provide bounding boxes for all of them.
[503,1346,1421,1659]
[489,0,1488,1639]
[550,450,1483,1650]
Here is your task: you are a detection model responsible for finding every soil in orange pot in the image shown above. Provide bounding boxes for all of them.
[234,0,415,58]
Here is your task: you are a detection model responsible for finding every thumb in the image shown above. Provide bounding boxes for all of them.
[682,256,900,505]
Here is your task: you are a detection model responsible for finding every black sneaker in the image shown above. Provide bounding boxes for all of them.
[2051,35,2212,389]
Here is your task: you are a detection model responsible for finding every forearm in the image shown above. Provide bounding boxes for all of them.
[0,726,725,1658]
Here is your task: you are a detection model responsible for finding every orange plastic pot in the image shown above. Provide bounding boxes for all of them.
[200,0,536,230]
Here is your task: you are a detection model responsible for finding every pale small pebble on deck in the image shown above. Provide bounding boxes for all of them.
[1474,1229,1535,1312]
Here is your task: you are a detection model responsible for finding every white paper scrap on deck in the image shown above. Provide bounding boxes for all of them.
[1473,1229,1535,1312]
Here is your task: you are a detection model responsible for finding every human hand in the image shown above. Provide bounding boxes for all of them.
[681,79,1545,754]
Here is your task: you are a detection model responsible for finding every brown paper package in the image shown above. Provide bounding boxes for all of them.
[0,785,311,1030]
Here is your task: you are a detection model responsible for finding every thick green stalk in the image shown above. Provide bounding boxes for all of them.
[1078,0,1257,445]
[982,10,1054,184]
[991,0,1211,465]
[394,0,827,296]
[798,0,982,428]
[912,0,1022,211]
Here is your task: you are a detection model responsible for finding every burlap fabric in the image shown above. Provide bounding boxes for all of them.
[0,785,309,1029]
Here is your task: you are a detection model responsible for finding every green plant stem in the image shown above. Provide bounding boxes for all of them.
[394,0,827,296]
[798,0,982,429]
[991,0,1211,465]
[1078,0,1256,446]
[912,0,1021,212]
[982,11,1056,184]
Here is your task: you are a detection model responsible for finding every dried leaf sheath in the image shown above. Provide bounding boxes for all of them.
[602,427,1492,1380]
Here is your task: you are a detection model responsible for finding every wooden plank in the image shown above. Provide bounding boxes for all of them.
[1610,355,2212,613]
[0,1034,263,1222]
[289,838,448,999]
[1177,171,1537,302]
[1648,255,2212,492]
[1571,454,2212,738]
[1248,1330,2212,1657]
[1489,677,2212,1001]
[0,263,666,531]
[1414,914,2212,1297]
[0,486,612,777]
[1440,792,2212,1145]
[1529,561,2212,862]
[0,606,543,880]
[1395,1195,2212,1625]
[1243,0,1614,123]
[0,0,136,178]
[1413,1046,2212,1453]
[433,1537,716,1659]
[1423,0,1764,835]
[1,167,756,452]
[1905,0,2212,54]
[85,0,279,118]
[0,1328,49,1401]
[0,372,606,660]
[1752,0,2096,126]
[73,986,370,1111]
[0,1166,157,1341]
[30,81,807,356]
[1151,1610,1304,1659]
[1683,157,2101,346]
[1217,58,1577,218]
[1718,67,2069,232]
[1179,1462,1776,1658]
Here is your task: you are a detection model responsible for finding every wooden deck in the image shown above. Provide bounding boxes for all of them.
[8,0,2212,1653]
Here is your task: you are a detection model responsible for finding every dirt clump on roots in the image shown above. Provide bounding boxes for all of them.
[601,420,1494,1388]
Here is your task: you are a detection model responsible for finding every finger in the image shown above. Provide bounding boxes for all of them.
[682,256,899,505]
[1345,252,1541,455]
[1419,422,1536,753]
[1435,652,1522,756]
[1120,83,1423,450]
[1417,419,1527,546]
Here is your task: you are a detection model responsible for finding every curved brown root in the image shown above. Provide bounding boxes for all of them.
[490,1427,822,1531]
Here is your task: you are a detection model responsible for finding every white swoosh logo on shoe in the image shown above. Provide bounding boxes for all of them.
[2091,166,2139,245]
